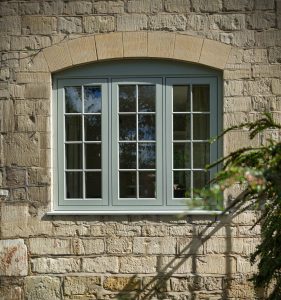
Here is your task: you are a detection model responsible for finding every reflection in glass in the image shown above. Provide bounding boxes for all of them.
[139,172,156,198]
[193,114,210,140]
[139,85,155,112]
[65,115,82,141]
[119,85,136,112]
[173,114,190,140]
[84,86,102,113]
[193,143,210,169]
[120,171,136,198]
[66,172,83,198]
[173,143,191,169]
[65,87,82,113]
[66,144,82,169]
[193,85,209,112]
[139,115,155,140]
[173,171,191,198]
[173,85,190,112]
[85,115,101,141]
[139,143,155,169]
[119,143,136,169]
[85,144,101,169]
[193,171,210,190]
[86,172,101,198]
[119,115,136,140]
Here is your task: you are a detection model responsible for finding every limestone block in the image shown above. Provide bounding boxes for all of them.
[29,238,72,255]
[251,95,279,111]
[247,12,276,30]
[237,257,257,273]
[93,1,124,13]
[0,36,10,51]
[269,47,281,63]
[272,79,281,95]
[64,1,93,14]
[148,32,175,58]
[238,225,261,237]
[196,255,236,274]
[117,14,148,31]
[58,17,82,34]
[81,239,105,254]
[253,65,281,78]
[164,0,191,12]
[41,0,64,15]
[32,257,80,274]
[244,79,272,96]
[19,2,40,15]
[255,31,281,47]
[107,237,132,254]
[16,72,51,84]
[192,0,222,12]
[82,257,118,273]
[255,0,274,9]
[224,112,257,127]
[123,32,148,57]
[67,36,97,66]
[0,83,9,99]
[19,51,49,72]
[14,100,35,116]
[158,256,192,274]
[177,237,204,255]
[22,16,56,35]
[1,100,14,132]
[174,34,203,63]
[0,16,21,35]
[24,83,50,99]
[0,2,18,16]
[64,276,101,295]
[53,221,90,236]
[224,97,252,112]
[119,256,157,273]
[0,286,22,300]
[199,39,231,69]
[149,14,187,31]
[43,43,72,72]
[224,80,244,96]
[83,16,115,33]
[127,0,163,13]
[209,14,246,31]
[224,65,251,80]
[103,276,141,291]
[169,225,194,236]
[243,48,268,63]
[142,224,169,236]
[95,32,123,60]
[6,167,26,187]
[133,237,176,254]
[25,276,61,300]
[115,223,142,236]
[223,0,254,11]
[0,239,28,276]
[231,211,260,225]
[186,14,209,31]
[232,30,255,47]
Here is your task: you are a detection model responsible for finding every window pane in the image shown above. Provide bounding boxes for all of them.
[66,172,83,198]
[193,114,209,140]
[66,144,82,169]
[139,143,156,169]
[173,171,191,198]
[173,114,190,140]
[139,85,155,112]
[85,144,101,169]
[193,142,210,169]
[173,85,190,112]
[84,86,101,113]
[119,115,136,141]
[193,85,209,112]
[173,143,191,169]
[85,115,101,141]
[139,172,156,198]
[65,87,82,113]
[119,143,136,169]
[119,85,136,112]
[119,171,136,198]
[85,172,101,198]
[193,171,210,190]
[65,115,82,141]
[138,115,155,140]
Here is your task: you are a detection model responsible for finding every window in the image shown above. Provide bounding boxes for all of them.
[53,60,222,213]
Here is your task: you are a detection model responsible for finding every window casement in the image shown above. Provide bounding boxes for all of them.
[52,60,222,214]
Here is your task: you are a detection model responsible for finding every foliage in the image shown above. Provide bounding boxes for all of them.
[202,113,281,299]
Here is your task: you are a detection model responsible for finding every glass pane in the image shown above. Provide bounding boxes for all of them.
[193,85,210,112]
[85,144,101,169]
[193,142,210,169]
[139,172,156,198]
[65,87,82,113]
[173,171,191,198]
[139,114,155,141]
[84,86,101,113]
[119,171,136,198]
[66,144,82,169]
[139,85,156,112]
[119,115,136,141]
[66,172,82,198]
[193,171,210,190]
[119,143,136,169]
[85,172,101,198]
[173,85,190,112]
[65,115,82,141]
[193,114,210,140]
[139,143,156,169]
[85,115,101,141]
[173,114,190,140]
[173,143,191,169]
[119,85,136,112]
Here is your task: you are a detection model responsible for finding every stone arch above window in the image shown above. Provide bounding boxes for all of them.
[39,32,232,73]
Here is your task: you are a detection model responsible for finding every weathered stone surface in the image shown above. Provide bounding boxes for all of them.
[159,256,193,274]
[148,32,175,58]
[41,0,64,15]
[224,80,244,96]
[64,1,93,14]
[94,1,124,13]
[0,239,28,276]
[103,276,141,291]
[32,258,80,274]
[16,72,51,84]
[19,2,40,15]
[20,51,49,72]
[177,237,204,255]
[107,237,132,254]
[149,14,187,31]
[268,47,281,63]
[123,31,147,57]
[25,276,61,300]
[0,2,18,16]
[244,79,272,96]
[0,16,21,35]
[246,12,276,30]
[29,238,72,255]
[223,0,254,11]
[209,14,246,31]
[58,17,82,34]
[117,14,148,31]
[95,32,123,60]
[253,65,281,78]
[174,34,203,62]
[119,256,157,273]
[192,0,222,12]
[243,48,268,63]
[133,237,176,254]
[22,16,56,34]
[272,79,281,95]
[81,239,105,254]
[255,0,274,10]
[197,256,236,274]
[83,16,115,33]
[224,64,251,79]
[82,257,118,273]
[64,276,101,295]
[127,0,162,13]
[0,286,22,300]
[164,0,191,12]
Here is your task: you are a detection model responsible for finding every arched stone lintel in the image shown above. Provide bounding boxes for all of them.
[41,31,232,73]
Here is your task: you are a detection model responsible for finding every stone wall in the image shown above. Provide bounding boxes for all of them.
[0,0,280,299]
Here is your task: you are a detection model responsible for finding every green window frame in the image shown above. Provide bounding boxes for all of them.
[52,60,222,214]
